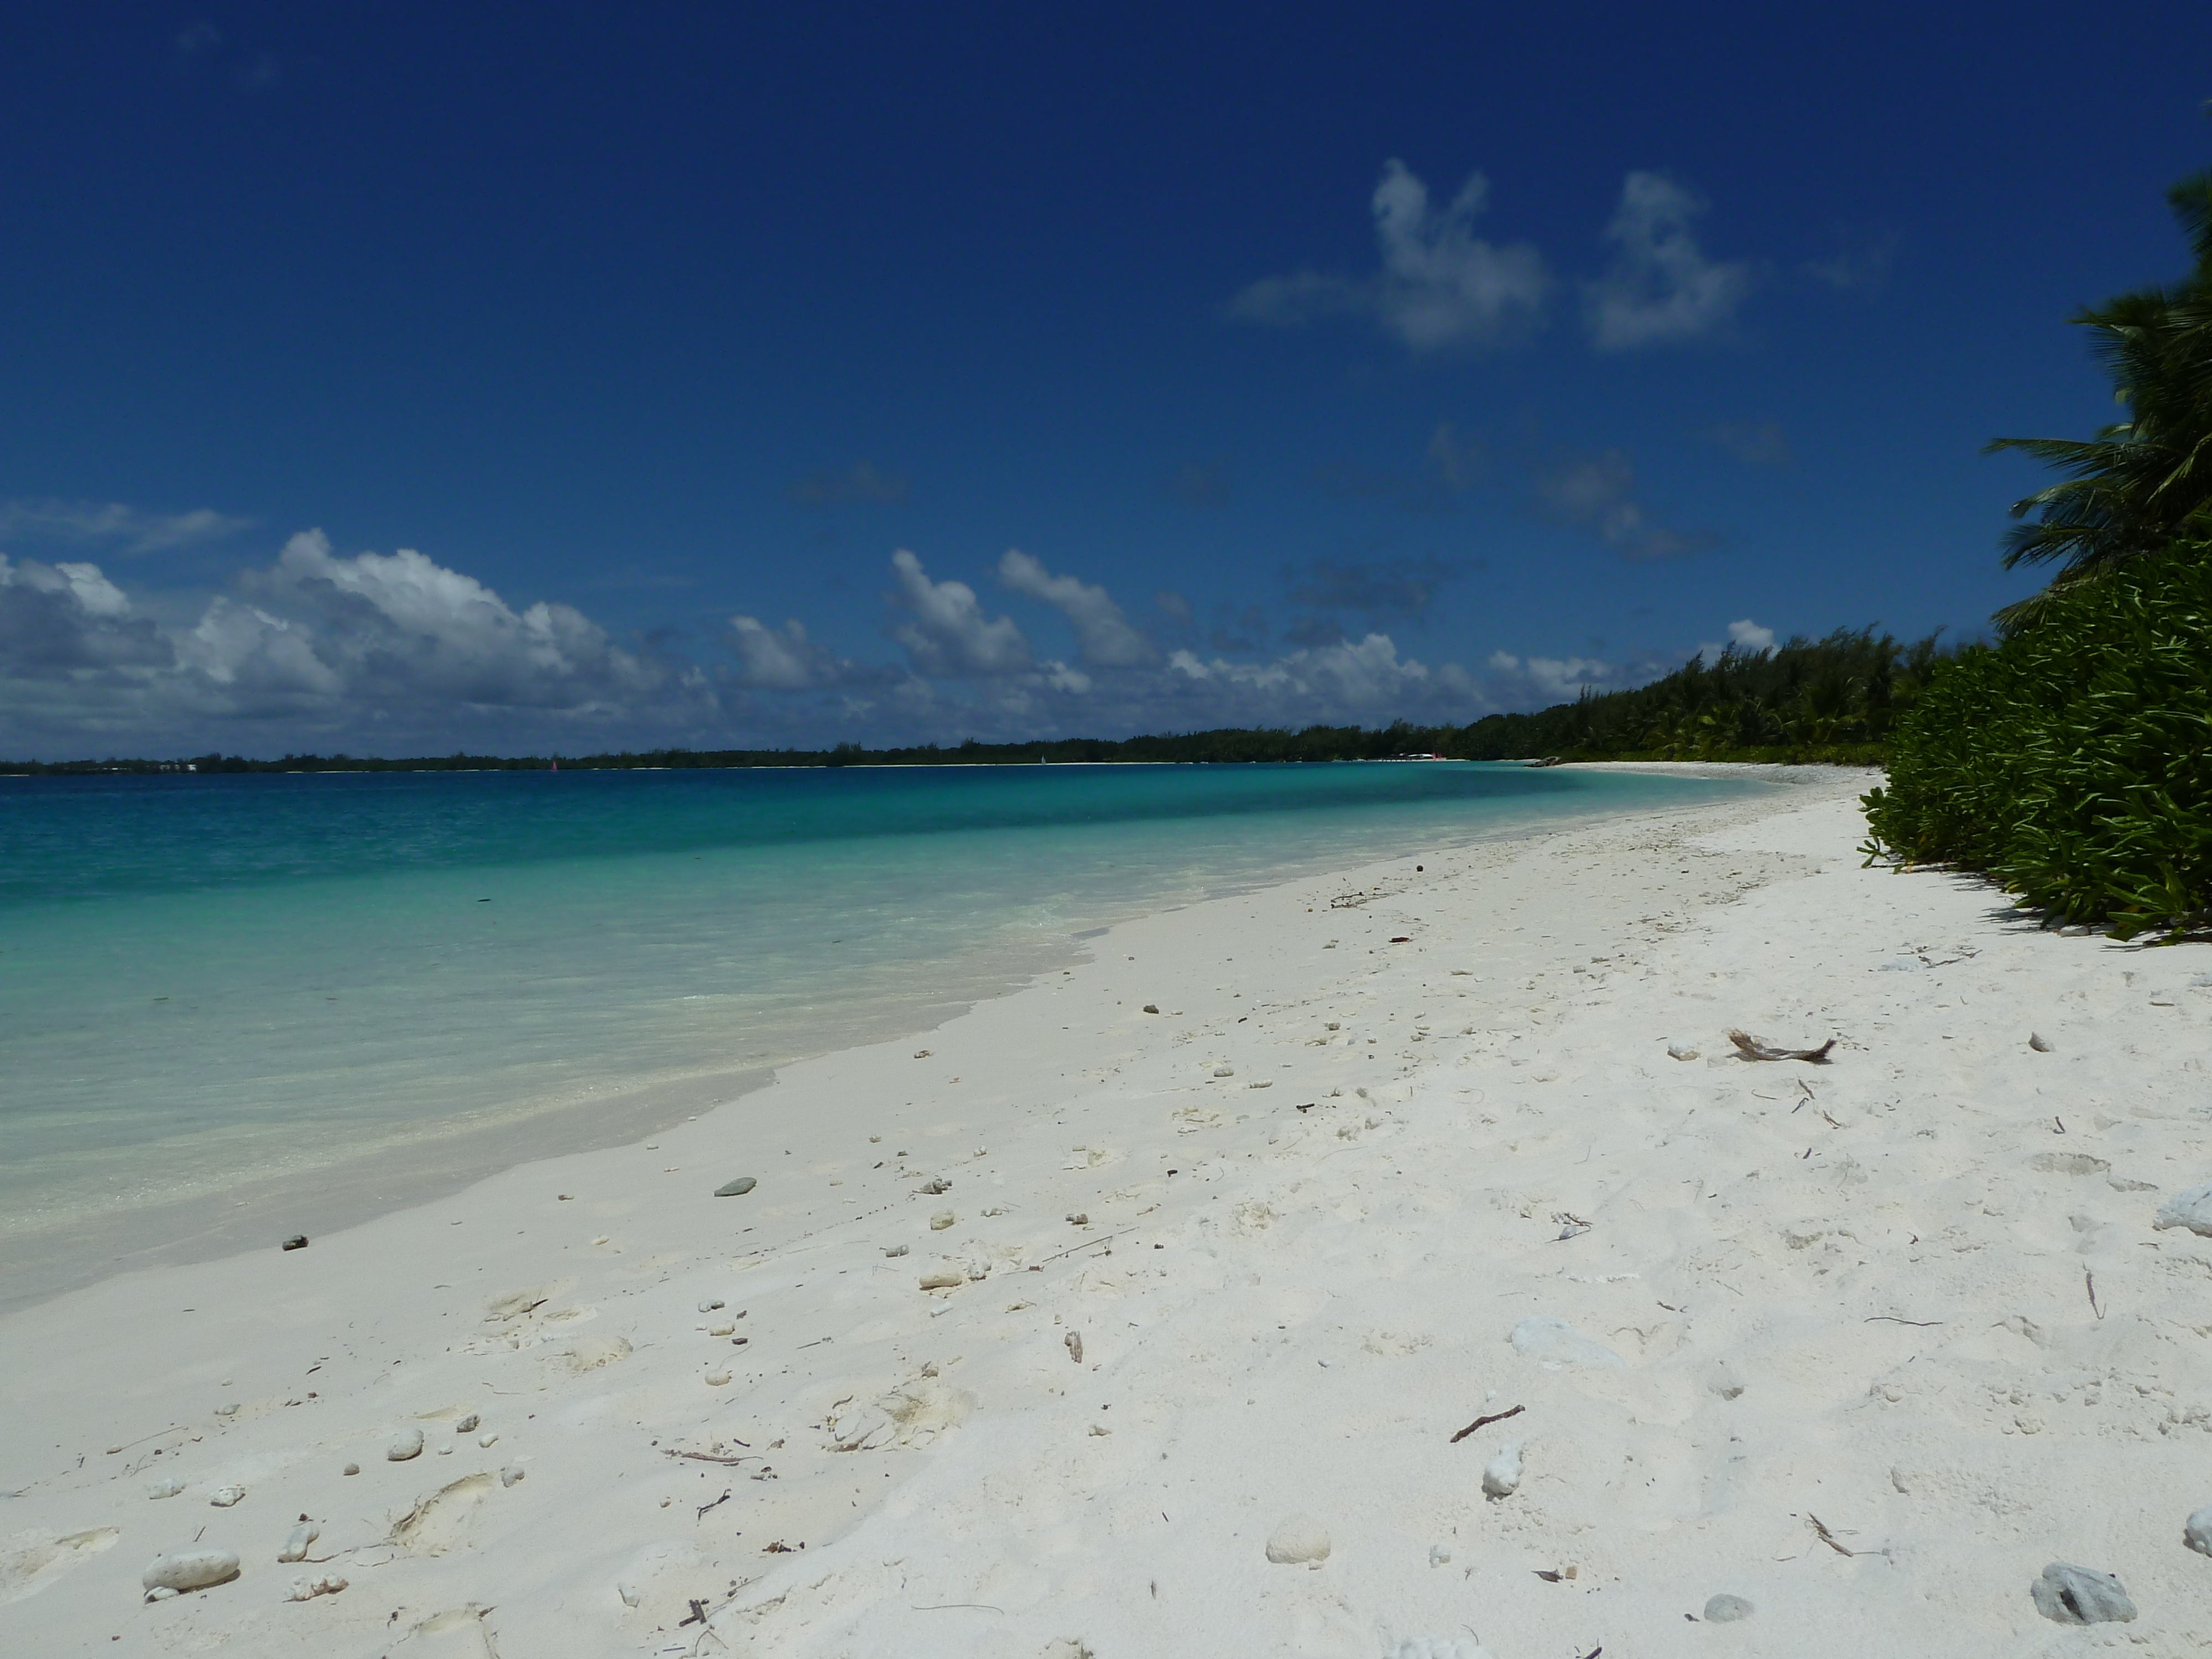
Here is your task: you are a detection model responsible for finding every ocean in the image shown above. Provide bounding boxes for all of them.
[0,761,1757,1289]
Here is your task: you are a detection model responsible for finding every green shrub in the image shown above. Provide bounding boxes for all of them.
[1863,546,2212,937]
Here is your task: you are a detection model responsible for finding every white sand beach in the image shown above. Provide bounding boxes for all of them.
[6,766,2211,1657]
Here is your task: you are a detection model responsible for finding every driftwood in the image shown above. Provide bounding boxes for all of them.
[1726,1028,1835,1064]
[1450,1403,1525,1443]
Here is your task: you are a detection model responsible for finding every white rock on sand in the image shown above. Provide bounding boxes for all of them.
[7,768,2212,1655]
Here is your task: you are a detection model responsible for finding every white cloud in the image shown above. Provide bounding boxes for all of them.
[1167,632,1453,714]
[1533,448,1715,561]
[1230,160,1548,351]
[727,615,842,690]
[0,498,255,554]
[1584,173,1750,349]
[1697,618,1776,662]
[0,554,169,672]
[1485,649,1613,703]
[885,549,1032,676]
[995,549,1156,666]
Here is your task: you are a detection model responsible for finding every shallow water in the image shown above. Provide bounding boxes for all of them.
[0,761,1757,1244]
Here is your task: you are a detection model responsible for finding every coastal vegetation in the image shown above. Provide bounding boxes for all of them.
[1865,169,2212,937]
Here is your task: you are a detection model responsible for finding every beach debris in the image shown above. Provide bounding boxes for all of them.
[341,1463,359,1477]
[1702,1593,1754,1623]
[2186,1506,2212,1557]
[143,1550,240,1597]
[387,1427,425,1461]
[478,1434,498,1447]
[454,1412,479,1434]
[277,1522,320,1563]
[1065,1330,1084,1364]
[1481,1442,1524,1498]
[2153,1182,2212,1237]
[930,1211,956,1230]
[698,1298,724,1312]
[713,1177,758,1197]
[2030,1032,2054,1052]
[1428,1544,1452,1566]
[707,1317,736,1335]
[919,1270,963,1291]
[501,1465,525,1486]
[919,1177,952,1195]
[1142,1004,1159,1014]
[884,1244,909,1256]
[281,1234,309,1251]
[1726,1029,1835,1063]
[1264,1515,1331,1566]
[146,1478,185,1499]
[1212,1066,1235,1078]
[1390,936,1411,944]
[914,1049,931,1058]
[208,1484,246,1507]
[2031,1562,2137,1624]
[1666,1044,1700,1061]
[1451,1404,1524,1443]
[705,1371,731,1386]
[1066,1212,1089,1226]
[286,1573,346,1600]
[1510,1316,1626,1370]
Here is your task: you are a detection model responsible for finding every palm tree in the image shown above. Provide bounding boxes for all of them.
[1986,169,2212,626]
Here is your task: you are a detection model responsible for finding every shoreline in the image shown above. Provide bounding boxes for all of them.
[0,765,1785,1312]
[11,765,2205,1655]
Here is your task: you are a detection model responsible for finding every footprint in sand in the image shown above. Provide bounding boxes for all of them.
[391,1474,502,1556]
[0,1527,121,1606]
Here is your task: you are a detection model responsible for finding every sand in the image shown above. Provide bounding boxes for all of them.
[5,766,2210,1657]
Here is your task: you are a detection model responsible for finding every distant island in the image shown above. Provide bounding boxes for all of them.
[7,626,1942,775]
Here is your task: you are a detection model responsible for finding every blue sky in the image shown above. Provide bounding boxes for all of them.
[3,1,2210,757]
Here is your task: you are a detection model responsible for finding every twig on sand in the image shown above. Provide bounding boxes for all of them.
[1807,1514,1866,1557]
[1727,1029,1835,1064]
[1030,1227,1139,1268]
[1451,1404,1525,1443]
[665,1449,756,1466]
[696,1489,732,1519]
[912,1603,1005,1614]
[2086,1269,2105,1320]
[1864,1316,1942,1327]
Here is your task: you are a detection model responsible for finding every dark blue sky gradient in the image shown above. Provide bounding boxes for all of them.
[2,2,2209,754]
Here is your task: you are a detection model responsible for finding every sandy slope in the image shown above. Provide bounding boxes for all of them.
[6,768,2211,1657]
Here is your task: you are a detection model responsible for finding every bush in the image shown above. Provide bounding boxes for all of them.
[1863,546,2212,937]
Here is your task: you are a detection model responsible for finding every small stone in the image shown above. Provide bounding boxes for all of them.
[478,1434,498,1448]
[1066,1212,1089,1227]
[1481,1442,1523,1498]
[386,1426,424,1461]
[287,1573,346,1600]
[214,1403,238,1417]
[1703,1593,1753,1622]
[2153,1183,2212,1237]
[884,1244,910,1257]
[1428,1544,1451,1566]
[281,1234,309,1251]
[919,1177,951,1195]
[707,1318,736,1335]
[714,1177,758,1198]
[2185,1505,2212,1557]
[1265,1514,1331,1566]
[2031,1561,2136,1624]
[930,1211,956,1230]
[142,1550,241,1595]
[1142,1004,1159,1014]
[705,1371,731,1386]
[500,1464,525,1487]
[146,1478,185,1499]
[208,1484,246,1507]
[919,1271,963,1291]
[698,1299,724,1312]
[1065,1330,1084,1364]
[1666,1044,1699,1061]
[277,1522,320,1563]
[2029,1032,2053,1052]
[341,1463,359,1477]
[1213,1066,1235,1078]
[455,1412,479,1434]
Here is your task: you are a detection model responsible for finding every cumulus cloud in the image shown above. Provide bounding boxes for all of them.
[996,549,1156,667]
[1533,448,1717,561]
[885,549,1031,676]
[1230,160,1548,351]
[1484,649,1615,703]
[1584,173,1750,350]
[0,554,169,672]
[0,498,254,554]
[727,615,845,690]
[1698,618,1776,661]
[1167,632,1464,717]
[789,461,910,507]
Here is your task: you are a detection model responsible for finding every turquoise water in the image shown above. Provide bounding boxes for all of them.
[0,762,1755,1243]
